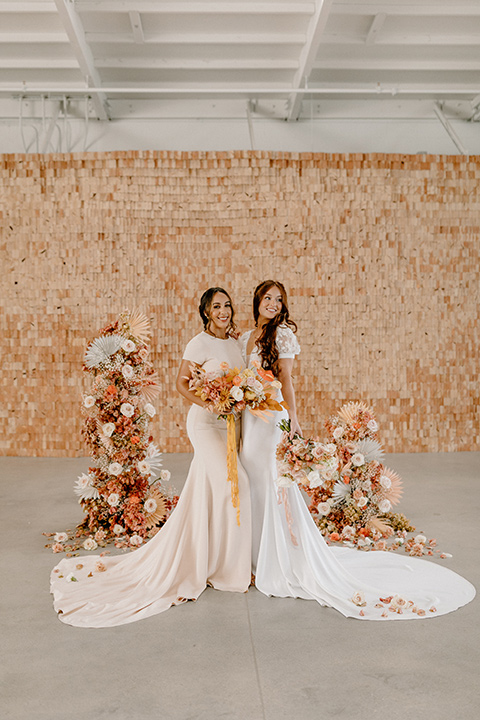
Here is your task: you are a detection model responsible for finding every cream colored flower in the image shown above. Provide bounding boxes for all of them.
[130,534,143,546]
[54,532,68,543]
[230,386,244,401]
[333,426,344,440]
[357,497,368,508]
[95,561,107,573]
[144,403,156,417]
[324,443,337,455]
[120,402,135,417]
[102,422,115,437]
[307,469,323,488]
[367,419,379,432]
[107,493,120,507]
[351,453,365,467]
[414,534,427,544]
[271,380,282,389]
[139,347,149,360]
[122,339,136,353]
[138,460,151,475]
[144,498,158,514]
[108,462,123,476]
[113,524,125,535]
[378,499,392,513]
[160,469,171,482]
[379,475,392,490]
[83,395,95,408]
[351,590,367,607]
[122,364,135,379]
[390,595,407,611]
[83,538,98,551]
[317,502,331,516]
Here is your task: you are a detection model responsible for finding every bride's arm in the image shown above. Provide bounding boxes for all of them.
[175,359,211,409]
[277,358,302,438]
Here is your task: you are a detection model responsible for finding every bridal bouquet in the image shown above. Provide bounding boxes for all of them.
[276,402,414,547]
[188,360,284,419]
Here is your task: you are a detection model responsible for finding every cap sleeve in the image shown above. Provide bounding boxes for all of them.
[239,331,252,363]
[182,333,206,365]
[276,325,300,359]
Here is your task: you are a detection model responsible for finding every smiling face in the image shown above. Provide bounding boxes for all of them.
[257,285,283,325]
[207,292,233,336]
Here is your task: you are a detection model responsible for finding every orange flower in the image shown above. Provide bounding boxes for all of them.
[232,375,243,386]
[131,435,140,444]
[129,495,140,505]
[329,532,340,542]
[104,384,118,400]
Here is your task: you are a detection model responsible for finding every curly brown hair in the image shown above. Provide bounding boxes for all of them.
[253,280,297,377]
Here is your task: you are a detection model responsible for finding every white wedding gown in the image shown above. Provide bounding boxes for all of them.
[50,332,251,627]
[240,327,475,620]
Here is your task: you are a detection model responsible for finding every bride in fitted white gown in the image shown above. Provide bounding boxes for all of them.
[240,280,475,620]
[50,288,251,627]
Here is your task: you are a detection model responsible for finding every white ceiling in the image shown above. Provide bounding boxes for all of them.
[1,0,480,132]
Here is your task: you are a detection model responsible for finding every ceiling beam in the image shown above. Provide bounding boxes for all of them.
[286,0,334,121]
[85,32,307,45]
[0,2,56,11]
[332,4,480,17]
[0,33,68,44]
[129,11,145,44]
[321,33,480,46]
[313,58,480,71]
[366,13,386,45]
[94,58,299,70]
[53,0,109,120]
[75,2,314,14]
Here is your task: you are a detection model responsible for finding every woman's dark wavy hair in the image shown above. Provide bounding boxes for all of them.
[199,287,237,336]
[253,280,297,377]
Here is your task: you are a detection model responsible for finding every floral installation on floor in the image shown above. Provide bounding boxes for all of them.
[276,402,451,561]
[44,309,178,556]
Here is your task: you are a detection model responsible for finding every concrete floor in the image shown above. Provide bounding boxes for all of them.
[0,452,479,720]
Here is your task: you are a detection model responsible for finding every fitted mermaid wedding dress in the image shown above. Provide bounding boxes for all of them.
[240,327,475,620]
[50,332,251,627]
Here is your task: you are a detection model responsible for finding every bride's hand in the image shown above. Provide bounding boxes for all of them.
[289,418,302,439]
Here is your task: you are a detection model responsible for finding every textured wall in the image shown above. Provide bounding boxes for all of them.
[1,150,478,456]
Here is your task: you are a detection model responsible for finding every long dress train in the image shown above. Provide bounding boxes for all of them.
[239,327,475,621]
[50,332,251,628]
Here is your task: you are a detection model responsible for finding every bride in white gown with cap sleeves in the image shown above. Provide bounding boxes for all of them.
[240,280,475,620]
[50,288,251,627]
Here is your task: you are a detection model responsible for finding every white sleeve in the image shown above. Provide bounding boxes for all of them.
[276,326,300,359]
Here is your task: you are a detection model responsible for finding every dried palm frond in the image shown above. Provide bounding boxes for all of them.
[332,480,351,505]
[337,401,374,426]
[139,379,162,404]
[367,516,394,537]
[380,466,404,505]
[355,438,385,463]
[96,420,114,452]
[84,334,123,368]
[143,487,168,529]
[119,309,151,343]
[145,443,163,478]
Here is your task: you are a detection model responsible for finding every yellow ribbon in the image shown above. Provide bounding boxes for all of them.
[226,414,240,526]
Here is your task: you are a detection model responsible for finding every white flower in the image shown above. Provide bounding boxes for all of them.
[122,339,136,353]
[144,403,156,417]
[144,498,158,514]
[102,422,115,437]
[351,453,365,467]
[357,537,372,547]
[271,380,282,389]
[83,538,98,551]
[379,475,391,489]
[54,532,68,543]
[414,534,427,544]
[83,395,95,408]
[139,347,149,360]
[378,499,392,513]
[367,419,379,432]
[351,590,366,607]
[333,426,344,440]
[160,469,171,482]
[113,524,125,535]
[66,573,78,582]
[230,386,244,401]
[107,493,120,507]
[326,456,339,472]
[341,525,355,539]
[390,595,408,611]
[130,535,143,547]
[120,402,135,418]
[307,469,323,488]
[108,462,123,476]
[122,364,135,380]
[251,379,263,394]
[74,473,99,501]
[357,497,368,508]
[138,460,151,475]
[276,475,294,488]
[324,443,337,455]
[317,502,331,516]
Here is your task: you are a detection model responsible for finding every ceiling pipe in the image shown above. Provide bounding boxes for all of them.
[433,103,468,155]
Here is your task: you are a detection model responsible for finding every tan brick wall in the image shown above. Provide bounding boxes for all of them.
[1,150,478,456]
